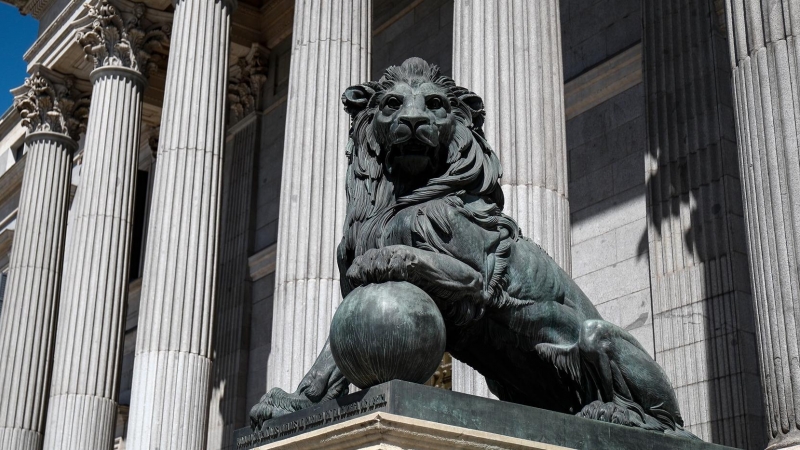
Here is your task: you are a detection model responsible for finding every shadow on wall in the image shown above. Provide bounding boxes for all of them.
[640,0,765,447]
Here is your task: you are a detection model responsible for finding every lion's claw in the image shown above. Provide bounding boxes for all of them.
[248,388,305,431]
[346,246,420,287]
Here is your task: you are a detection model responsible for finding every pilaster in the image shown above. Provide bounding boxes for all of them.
[450,0,570,398]
[0,68,87,450]
[723,0,800,448]
[206,47,267,450]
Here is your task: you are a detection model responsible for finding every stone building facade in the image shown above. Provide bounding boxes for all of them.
[0,0,794,449]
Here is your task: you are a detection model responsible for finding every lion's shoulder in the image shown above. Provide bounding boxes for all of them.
[381,195,502,270]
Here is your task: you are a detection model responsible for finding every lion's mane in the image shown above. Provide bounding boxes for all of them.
[337,58,521,322]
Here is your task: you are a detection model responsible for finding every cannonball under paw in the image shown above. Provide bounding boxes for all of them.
[329,281,446,389]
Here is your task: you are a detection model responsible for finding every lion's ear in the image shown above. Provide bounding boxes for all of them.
[459,92,484,113]
[342,85,375,117]
[459,92,485,130]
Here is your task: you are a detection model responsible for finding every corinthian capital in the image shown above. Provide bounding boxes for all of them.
[12,68,90,141]
[78,0,170,77]
[228,44,269,124]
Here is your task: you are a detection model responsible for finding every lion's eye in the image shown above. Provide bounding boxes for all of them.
[427,98,443,109]
[386,97,401,110]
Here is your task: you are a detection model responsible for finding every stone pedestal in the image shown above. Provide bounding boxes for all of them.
[235,381,735,450]
[267,0,371,392]
[252,413,564,450]
[125,0,233,447]
[0,69,86,450]
[723,2,800,449]
[451,0,570,398]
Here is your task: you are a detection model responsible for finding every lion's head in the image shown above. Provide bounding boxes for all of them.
[342,58,490,186]
[337,58,511,290]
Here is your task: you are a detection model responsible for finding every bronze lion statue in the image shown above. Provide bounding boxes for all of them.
[250,58,696,439]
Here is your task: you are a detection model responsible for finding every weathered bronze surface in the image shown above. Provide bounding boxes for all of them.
[250,58,696,440]
[329,281,447,389]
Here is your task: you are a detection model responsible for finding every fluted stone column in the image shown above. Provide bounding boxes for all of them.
[0,69,87,450]
[267,0,371,392]
[125,0,233,446]
[451,0,569,397]
[643,1,765,445]
[42,3,168,449]
[724,1,800,449]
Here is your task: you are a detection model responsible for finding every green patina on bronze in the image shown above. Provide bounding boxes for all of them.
[250,58,697,441]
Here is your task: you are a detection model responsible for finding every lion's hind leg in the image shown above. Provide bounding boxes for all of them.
[536,319,699,439]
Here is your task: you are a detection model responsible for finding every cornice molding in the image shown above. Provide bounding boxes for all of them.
[564,43,643,120]
[23,0,173,78]
[248,244,276,281]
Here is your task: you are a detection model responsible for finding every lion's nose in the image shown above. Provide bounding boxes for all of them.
[398,115,429,130]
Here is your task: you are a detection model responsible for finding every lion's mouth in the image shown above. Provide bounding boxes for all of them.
[386,139,441,177]
[396,140,434,156]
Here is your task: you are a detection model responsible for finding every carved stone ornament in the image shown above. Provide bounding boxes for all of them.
[78,0,170,77]
[13,70,90,141]
[250,58,701,443]
[147,125,160,159]
[227,44,268,124]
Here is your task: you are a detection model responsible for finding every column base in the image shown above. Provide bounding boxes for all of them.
[43,393,116,449]
[0,426,43,450]
[767,430,800,450]
[127,350,212,449]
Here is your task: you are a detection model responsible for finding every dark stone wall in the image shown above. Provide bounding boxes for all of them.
[560,0,642,80]
[372,0,454,79]
[560,1,652,352]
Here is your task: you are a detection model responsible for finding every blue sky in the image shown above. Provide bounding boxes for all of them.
[0,4,37,110]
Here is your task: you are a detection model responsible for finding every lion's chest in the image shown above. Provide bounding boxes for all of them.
[381,199,500,273]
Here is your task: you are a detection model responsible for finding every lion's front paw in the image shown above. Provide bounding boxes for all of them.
[249,388,306,430]
[346,245,420,287]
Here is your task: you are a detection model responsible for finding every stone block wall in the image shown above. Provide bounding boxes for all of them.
[560,0,642,80]
[560,0,654,354]
[567,85,654,354]
[372,0,454,78]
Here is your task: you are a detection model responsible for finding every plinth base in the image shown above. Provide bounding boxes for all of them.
[237,381,735,450]
[253,412,566,449]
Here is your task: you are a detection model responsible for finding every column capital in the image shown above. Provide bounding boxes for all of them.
[227,44,268,125]
[12,66,90,142]
[78,0,170,78]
